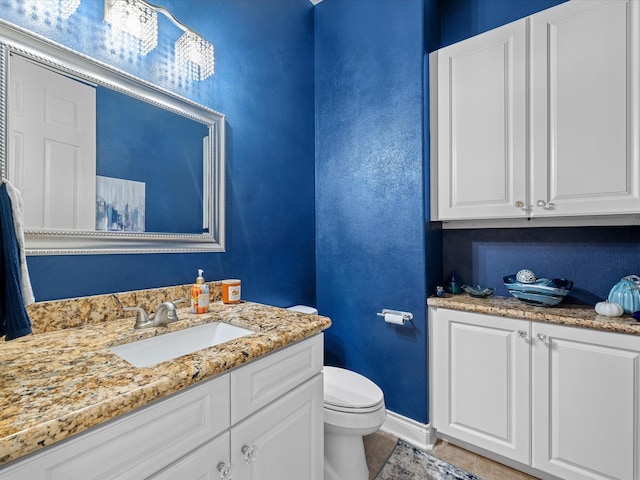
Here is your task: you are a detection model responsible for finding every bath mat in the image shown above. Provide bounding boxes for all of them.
[375,440,482,480]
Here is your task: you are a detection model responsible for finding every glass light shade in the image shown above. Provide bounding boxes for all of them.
[175,31,215,81]
[59,0,81,19]
[104,0,158,55]
[22,0,81,20]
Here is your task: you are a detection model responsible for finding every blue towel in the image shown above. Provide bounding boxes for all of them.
[0,183,32,340]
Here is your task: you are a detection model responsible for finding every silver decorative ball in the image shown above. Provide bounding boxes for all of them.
[516,269,537,284]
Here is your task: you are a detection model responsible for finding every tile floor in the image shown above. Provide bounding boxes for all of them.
[364,431,540,480]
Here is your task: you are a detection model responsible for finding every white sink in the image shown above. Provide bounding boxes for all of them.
[110,322,253,367]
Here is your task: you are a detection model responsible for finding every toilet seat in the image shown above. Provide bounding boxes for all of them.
[324,366,384,413]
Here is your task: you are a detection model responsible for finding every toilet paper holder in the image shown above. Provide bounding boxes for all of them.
[376,309,413,322]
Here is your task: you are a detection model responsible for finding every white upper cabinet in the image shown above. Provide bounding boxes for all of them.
[531,0,640,217]
[431,0,640,223]
[431,19,528,220]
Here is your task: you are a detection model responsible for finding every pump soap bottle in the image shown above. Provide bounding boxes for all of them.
[191,269,210,314]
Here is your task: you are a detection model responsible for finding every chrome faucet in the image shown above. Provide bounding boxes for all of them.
[123,299,187,329]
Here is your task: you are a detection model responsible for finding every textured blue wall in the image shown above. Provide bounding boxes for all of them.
[437,0,640,306]
[315,0,430,423]
[1,0,316,305]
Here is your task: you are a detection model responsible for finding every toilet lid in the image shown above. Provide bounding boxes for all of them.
[323,366,384,410]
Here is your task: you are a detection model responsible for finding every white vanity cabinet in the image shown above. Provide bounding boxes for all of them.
[231,375,323,479]
[431,0,640,223]
[430,309,531,464]
[230,332,324,480]
[0,334,324,480]
[531,322,640,480]
[430,307,640,480]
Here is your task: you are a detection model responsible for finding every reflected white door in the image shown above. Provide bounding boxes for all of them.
[8,53,96,230]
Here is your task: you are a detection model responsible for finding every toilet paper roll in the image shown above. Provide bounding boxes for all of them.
[384,312,405,325]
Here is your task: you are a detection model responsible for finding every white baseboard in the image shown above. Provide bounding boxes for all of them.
[380,410,433,452]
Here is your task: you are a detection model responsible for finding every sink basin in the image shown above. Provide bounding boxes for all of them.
[110,322,253,367]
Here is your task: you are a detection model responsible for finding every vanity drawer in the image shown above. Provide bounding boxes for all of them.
[0,373,230,480]
[231,333,323,423]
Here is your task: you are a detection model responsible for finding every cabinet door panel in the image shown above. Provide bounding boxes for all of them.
[231,374,323,480]
[431,20,527,220]
[532,323,640,480]
[531,0,640,217]
[430,308,530,464]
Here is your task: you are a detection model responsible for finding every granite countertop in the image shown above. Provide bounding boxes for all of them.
[0,288,331,467]
[428,294,640,336]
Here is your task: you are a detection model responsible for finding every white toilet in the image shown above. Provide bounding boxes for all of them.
[287,306,387,480]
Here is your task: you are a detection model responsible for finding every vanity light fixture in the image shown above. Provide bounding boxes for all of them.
[104,0,158,55]
[175,30,214,81]
[103,0,214,80]
[22,0,81,20]
[60,0,82,19]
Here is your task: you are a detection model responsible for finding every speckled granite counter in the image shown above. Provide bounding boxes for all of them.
[0,283,331,467]
[428,295,640,336]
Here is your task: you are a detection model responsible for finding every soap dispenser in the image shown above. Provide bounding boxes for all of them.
[190,269,210,314]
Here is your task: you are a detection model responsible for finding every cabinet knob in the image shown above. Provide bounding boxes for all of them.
[217,461,234,480]
[537,333,547,342]
[514,200,526,209]
[241,444,258,463]
[517,329,528,338]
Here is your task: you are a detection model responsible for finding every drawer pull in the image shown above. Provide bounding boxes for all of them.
[517,329,527,338]
[241,444,258,463]
[537,333,547,342]
[217,461,234,479]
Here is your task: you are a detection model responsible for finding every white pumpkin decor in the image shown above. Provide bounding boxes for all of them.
[595,300,624,317]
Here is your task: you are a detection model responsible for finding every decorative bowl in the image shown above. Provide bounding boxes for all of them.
[461,285,495,298]
[503,275,573,307]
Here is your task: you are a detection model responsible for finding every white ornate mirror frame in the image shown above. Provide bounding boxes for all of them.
[0,20,225,255]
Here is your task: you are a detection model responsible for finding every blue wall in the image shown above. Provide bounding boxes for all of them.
[315,0,432,423]
[1,0,316,306]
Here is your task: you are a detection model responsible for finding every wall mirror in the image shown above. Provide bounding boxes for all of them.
[0,21,225,255]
